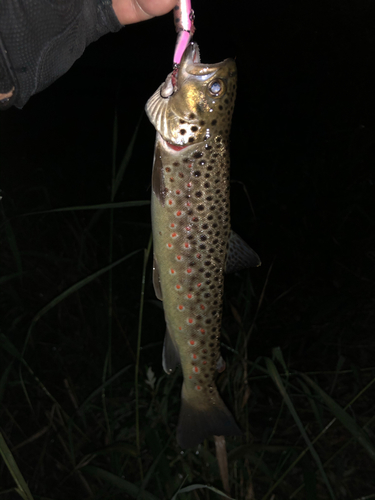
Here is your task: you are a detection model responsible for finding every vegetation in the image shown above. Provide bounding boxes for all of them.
[1,1,375,497]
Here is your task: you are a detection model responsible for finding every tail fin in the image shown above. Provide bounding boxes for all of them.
[176,383,242,449]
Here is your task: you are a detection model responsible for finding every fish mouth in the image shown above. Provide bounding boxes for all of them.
[160,43,201,98]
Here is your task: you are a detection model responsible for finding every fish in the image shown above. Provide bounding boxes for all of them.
[145,42,260,449]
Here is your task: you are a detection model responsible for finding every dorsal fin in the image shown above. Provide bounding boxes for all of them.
[225,231,261,274]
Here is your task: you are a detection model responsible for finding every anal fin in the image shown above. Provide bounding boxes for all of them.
[225,230,261,274]
[153,256,163,300]
[162,325,180,374]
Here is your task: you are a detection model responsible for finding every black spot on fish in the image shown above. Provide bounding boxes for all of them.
[194,171,201,177]
[188,137,195,143]
[180,129,186,135]
[191,126,198,132]
[197,205,204,211]
[211,119,217,126]
[189,113,196,119]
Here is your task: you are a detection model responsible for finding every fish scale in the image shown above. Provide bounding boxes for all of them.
[146,42,252,448]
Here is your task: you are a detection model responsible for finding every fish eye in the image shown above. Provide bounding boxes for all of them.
[208,79,225,97]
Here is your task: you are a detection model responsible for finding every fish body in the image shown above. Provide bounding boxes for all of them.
[146,43,257,448]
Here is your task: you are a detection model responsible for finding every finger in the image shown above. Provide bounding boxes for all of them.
[113,0,176,25]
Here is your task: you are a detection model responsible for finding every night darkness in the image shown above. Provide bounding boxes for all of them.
[1,0,375,498]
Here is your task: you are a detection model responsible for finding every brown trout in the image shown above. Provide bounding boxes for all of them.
[146,42,260,448]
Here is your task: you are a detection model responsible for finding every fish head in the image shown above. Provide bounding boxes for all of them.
[146,42,237,148]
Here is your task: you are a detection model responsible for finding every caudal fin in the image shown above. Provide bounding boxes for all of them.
[176,383,242,449]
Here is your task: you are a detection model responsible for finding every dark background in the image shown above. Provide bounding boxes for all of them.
[1,0,375,497]
[1,0,374,360]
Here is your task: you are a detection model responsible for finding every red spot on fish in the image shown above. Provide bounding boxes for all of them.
[186,201,191,207]
[189,339,195,345]
[176,284,181,290]
[177,255,181,260]
[168,199,173,205]
[187,268,192,273]
[200,328,205,334]
[196,253,201,259]
[170,269,175,274]
[203,361,207,365]
[189,375,192,379]
[171,223,175,228]
[167,243,172,248]
[178,305,184,311]
[184,242,189,248]
[196,385,201,390]
[172,232,177,238]
[186,226,191,231]
[176,210,182,216]
[187,293,192,299]
[170,177,174,182]
[188,164,192,168]
[200,304,205,310]
[187,182,192,187]
[176,190,181,195]
[179,326,182,330]
[188,318,194,324]
[197,283,202,287]
[194,366,199,373]
[193,353,197,359]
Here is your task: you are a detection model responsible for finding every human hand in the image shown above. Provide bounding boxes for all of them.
[112,0,176,25]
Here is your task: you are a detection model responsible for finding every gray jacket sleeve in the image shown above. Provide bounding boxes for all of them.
[0,0,123,110]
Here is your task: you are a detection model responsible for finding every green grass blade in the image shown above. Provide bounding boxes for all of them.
[0,361,13,406]
[301,373,375,461]
[1,206,22,275]
[81,465,159,500]
[298,378,324,431]
[113,111,144,198]
[135,233,153,482]
[264,358,336,500]
[21,200,150,216]
[0,272,23,285]
[171,483,236,500]
[22,248,142,357]
[138,433,173,499]
[77,364,132,413]
[0,432,34,500]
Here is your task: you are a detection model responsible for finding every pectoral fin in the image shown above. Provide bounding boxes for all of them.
[225,231,261,274]
[153,256,163,300]
[152,144,167,205]
[162,325,181,374]
[216,356,226,373]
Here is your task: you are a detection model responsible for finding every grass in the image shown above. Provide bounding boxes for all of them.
[1,105,375,499]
